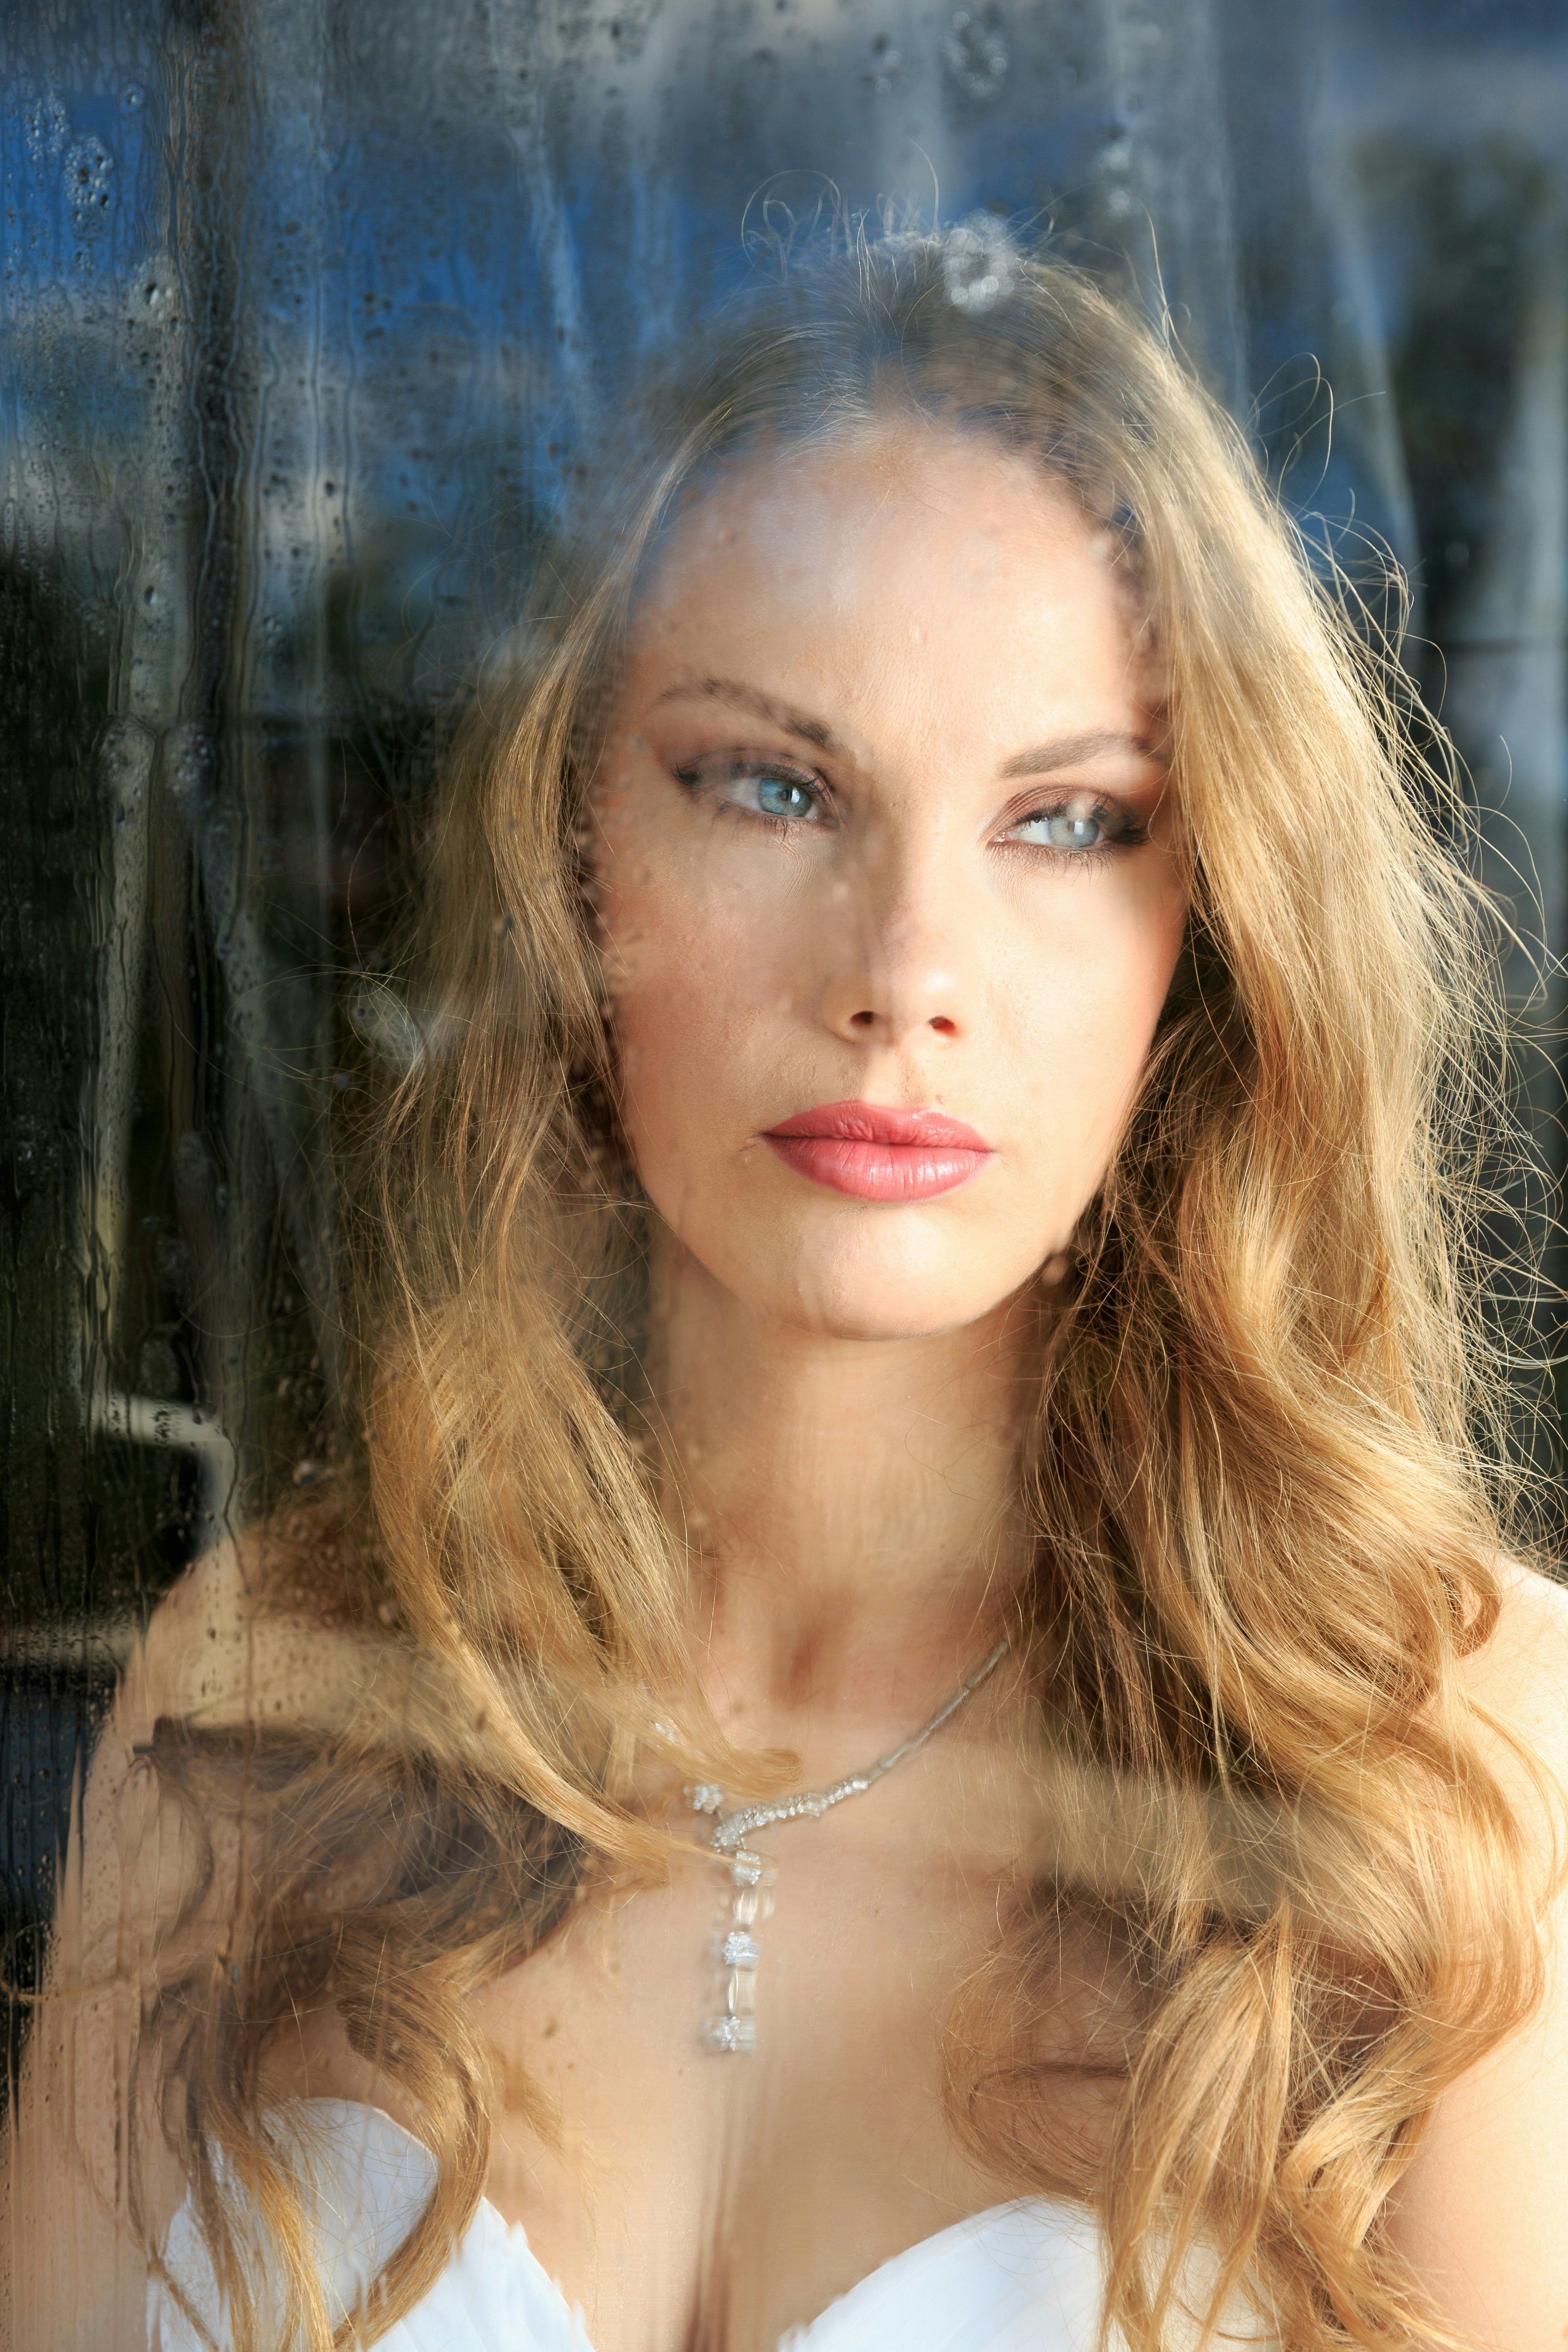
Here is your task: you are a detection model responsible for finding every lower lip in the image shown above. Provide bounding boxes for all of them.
[763,1136,991,1202]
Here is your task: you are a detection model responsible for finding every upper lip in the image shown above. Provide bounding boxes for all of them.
[763,1100,991,1151]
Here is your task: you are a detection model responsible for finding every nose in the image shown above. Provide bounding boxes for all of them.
[819,838,972,1049]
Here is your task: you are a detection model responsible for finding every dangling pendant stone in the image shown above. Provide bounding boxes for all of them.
[694,1820,772,2053]
[705,2014,757,2053]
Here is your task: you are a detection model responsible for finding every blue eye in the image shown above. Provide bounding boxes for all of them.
[1007,803,1133,853]
[751,773,819,821]
[678,755,827,824]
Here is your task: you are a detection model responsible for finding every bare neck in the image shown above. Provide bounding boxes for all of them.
[643,1235,1037,1749]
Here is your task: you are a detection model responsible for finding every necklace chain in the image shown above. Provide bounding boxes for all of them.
[684,1637,1009,2054]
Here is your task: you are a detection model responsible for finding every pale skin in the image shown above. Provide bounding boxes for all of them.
[6,424,1568,2352]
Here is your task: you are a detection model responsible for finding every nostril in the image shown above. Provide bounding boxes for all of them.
[850,1009,877,1029]
[929,1015,957,1037]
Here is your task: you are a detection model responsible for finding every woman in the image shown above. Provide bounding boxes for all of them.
[9,225,1568,2352]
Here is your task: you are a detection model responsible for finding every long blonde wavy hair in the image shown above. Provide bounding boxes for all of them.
[132,226,1550,2352]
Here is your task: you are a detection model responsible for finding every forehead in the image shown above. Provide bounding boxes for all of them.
[624,423,1149,728]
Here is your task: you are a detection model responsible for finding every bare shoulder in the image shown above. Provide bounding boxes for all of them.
[8,1516,390,2337]
[68,1507,393,1996]
[116,1503,384,1746]
[1381,1568,1568,2343]
[1448,1557,1568,1879]
[1455,1557,1568,1772]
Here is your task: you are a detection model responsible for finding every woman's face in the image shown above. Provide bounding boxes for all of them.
[591,424,1187,1342]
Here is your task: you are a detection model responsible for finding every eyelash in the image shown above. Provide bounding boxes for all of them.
[674,755,1147,863]
[674,753,832,829]
[1001,798,1148,867]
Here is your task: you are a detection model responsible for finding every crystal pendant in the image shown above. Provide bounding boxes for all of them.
[697,1822,772,2053]
[704,2014,757,2053]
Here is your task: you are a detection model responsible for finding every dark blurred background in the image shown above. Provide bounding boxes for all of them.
[3,0,1565,2052]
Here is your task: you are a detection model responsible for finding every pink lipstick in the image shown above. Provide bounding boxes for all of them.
[762,1100,993,1202]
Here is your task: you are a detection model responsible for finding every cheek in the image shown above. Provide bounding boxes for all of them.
[602,853,797,1151]
[1004,879,1185,1159]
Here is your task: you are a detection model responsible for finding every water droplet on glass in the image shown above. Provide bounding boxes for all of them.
[942,9,1009,103]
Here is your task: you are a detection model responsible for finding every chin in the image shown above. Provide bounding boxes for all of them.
[740,1232,1040,1344]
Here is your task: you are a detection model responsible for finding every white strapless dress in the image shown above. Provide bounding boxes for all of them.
[148,2098,1113,2351]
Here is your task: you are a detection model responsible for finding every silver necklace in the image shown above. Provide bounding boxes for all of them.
[684,1638,1009,2053]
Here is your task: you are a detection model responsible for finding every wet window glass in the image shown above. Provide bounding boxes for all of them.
[4,3,1567,2347]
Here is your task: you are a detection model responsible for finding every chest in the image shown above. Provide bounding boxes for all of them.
[473,1802,1026,2352]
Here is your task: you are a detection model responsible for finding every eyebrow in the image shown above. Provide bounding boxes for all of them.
[998,729,1162,779]
[652,676,841,754]
[653,681,1161,783]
